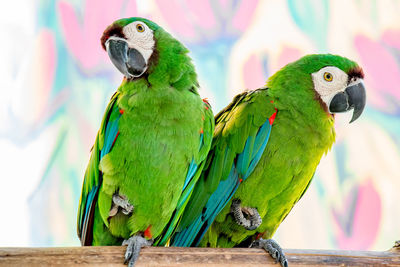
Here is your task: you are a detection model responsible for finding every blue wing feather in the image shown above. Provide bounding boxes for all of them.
[78,94,121,245]
[173,166,240,247]
[199,133,204,150]
[100,116,120,159]
[82,114,120,228]
[84,186,99,216]
[183,159,198,191]
[177,182,195,211]
[193,166,240,246]
[243,121,271,180]
[253,120,272,157]
[236,135,255,176]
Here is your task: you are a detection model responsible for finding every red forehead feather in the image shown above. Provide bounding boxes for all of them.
[100,24,124,50]
[348,66,365,79]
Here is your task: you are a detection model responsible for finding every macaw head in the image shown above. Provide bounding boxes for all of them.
[101,17,158,79]
[268,54,366,123]
[101,17,197,88]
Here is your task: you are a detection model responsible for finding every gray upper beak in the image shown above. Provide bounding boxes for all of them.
[329,82,366,123]
[105,37,147,79]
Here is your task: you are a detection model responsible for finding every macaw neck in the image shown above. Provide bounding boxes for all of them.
[118,78,151,95]
[117,67,199,96]
[269,89,336,156]
[268,80,335,142]
[115,75,204,128]
[144,29,200,93]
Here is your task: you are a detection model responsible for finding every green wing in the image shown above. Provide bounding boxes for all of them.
[77,92,121,245]
[155,99,215,246]
[171,88,277,246]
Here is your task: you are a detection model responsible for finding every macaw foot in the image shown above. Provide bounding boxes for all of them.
[250,238,288,267]
[109,194,134,217]
[231,199,262,230]
[122,235,153,267]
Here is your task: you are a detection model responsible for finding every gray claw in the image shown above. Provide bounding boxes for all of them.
[109,194,134,217]
[231,199,262,230]
[250,238,288,267]
[123,235,153,267]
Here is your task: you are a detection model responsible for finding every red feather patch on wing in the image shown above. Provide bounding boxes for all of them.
[111,131,120,147]
[144,225,153,239]
[269,109,278,125]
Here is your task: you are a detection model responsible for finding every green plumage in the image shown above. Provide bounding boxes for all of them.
[173,54,360,248]
[77,17,214,246]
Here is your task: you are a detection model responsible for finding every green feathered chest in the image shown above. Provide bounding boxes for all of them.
[97,83,204,238]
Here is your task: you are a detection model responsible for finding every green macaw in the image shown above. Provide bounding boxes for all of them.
[77,17,214,266]
[171,54,366,266]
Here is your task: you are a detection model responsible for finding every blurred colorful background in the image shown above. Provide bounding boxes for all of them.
[1,0,399,251]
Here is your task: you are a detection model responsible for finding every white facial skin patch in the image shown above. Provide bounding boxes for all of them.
[312,66,349,109]
[122,21,155,63]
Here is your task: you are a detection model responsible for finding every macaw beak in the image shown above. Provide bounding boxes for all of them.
[105,36,147,79]
[329,81,366,123]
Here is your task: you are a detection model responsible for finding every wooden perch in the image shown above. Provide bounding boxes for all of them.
[0,246,399,267]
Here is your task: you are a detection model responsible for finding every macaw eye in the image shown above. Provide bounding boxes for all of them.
[324,72,333,82]
[136,24,145,32]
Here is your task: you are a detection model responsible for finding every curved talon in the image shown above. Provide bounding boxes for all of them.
[109,194,134,217]
[250,238,288,267]
[231,199,262,230]
[123,235,153,267]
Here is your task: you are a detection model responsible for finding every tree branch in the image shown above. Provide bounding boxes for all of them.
[0,246,399,266]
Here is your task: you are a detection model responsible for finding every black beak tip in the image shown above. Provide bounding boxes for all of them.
[349,106,364,123]
[328,82,366,123]
[349,113,360,123]
[347,82,366,123]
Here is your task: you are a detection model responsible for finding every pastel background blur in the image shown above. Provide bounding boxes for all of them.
[1,0,399,250]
